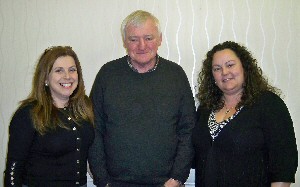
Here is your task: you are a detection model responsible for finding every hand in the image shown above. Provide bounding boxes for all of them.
[271,182,291,187]
[163,178,182,187]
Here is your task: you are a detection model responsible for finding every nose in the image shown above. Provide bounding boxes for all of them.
[138,38,146,49]
[64,71,70,79]
[221,67,229,75]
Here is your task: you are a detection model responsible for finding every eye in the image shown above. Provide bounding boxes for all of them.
[54,68,64,73]
[128,37,138,42]
[212,67,221,72]
[227,63,235,68]
[69,67,77,72]
[145,37,153,41]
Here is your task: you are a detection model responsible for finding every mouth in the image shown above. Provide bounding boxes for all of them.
[136,52,148,55]
[60,83,72,88]
[222,78,232,82]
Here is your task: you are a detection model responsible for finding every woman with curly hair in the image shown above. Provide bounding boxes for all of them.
[192,41,297,187]
[4,46,94,187]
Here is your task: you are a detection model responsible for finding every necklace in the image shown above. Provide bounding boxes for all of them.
[222,105,234,121]
[224,105,234,115]
[223,90,243,113]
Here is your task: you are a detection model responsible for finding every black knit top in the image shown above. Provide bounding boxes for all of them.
[4,104,94,187]
[192,91,298,187]
[88,55,196,186]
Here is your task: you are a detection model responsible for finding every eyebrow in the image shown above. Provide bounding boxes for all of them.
[128,34,153,38]
[53,65,77,69]
[226,60,235,63]
[212,60,235,66]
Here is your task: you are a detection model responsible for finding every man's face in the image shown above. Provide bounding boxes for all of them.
[124,18,162,69]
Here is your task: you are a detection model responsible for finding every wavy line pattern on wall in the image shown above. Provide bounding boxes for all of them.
[0,1,299,186]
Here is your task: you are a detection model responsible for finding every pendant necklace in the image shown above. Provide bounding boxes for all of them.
[222,105,234,121]
[224,105,234,117]
[224,105,234,115]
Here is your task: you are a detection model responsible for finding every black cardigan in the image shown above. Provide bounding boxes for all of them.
[192,91,298,187]
[4,104,94,187]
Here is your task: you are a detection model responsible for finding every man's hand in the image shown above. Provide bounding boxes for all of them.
[163,178,183,187]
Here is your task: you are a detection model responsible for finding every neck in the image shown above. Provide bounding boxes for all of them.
[134,62,155,73]
[128,55,158,73]
[223,90,243,108]
[53,99,69,108]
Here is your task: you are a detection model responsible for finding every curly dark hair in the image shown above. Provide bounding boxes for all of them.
[196,41,280,111]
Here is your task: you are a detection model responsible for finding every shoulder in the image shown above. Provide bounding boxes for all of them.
[256,91,284,107]
[159,56,184,71]
[254,91,291,120]
[10,103,35,130]
[100,56,127,71]
[196,105,211,120]
[158,57,188,81]
[94,56,127,81]
[12,104,33,120]
[259,90,280,99]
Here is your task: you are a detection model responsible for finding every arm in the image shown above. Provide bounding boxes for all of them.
[168,69,196,184]
[191,106,203,170]
[260,92,298,184]
[88,72,110,187]
[4,106,36,187]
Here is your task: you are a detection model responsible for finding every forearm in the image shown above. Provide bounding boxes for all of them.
[4,160,25,187]
[88,130,110,186]
[271,182,291,187]
[169,125,194,182]
[170,94,195,181]
[5,107,35,187]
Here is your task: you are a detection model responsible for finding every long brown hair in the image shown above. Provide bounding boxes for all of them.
[20,46,94,135]
[197,41,281,111]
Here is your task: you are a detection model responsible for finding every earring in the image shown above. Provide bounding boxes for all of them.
[45,83,48,86]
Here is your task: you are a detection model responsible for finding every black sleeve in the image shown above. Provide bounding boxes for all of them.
[191,105,203,169]
[4,106,36,187]
[169,68,196,183]
[260,92,298,182]
[88,70,110,187]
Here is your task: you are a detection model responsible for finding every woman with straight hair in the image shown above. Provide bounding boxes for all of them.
[4,46,94,187]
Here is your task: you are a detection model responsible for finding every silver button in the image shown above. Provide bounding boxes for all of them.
[73,127,76,130]
[76,181,79,184]
[77,160,80,163]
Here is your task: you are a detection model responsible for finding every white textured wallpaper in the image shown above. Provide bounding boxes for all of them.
[0,0,299,186]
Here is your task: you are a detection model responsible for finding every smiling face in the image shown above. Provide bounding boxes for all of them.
[46,56,78,107]
[212,49,245,96]
[124,18,162,72]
